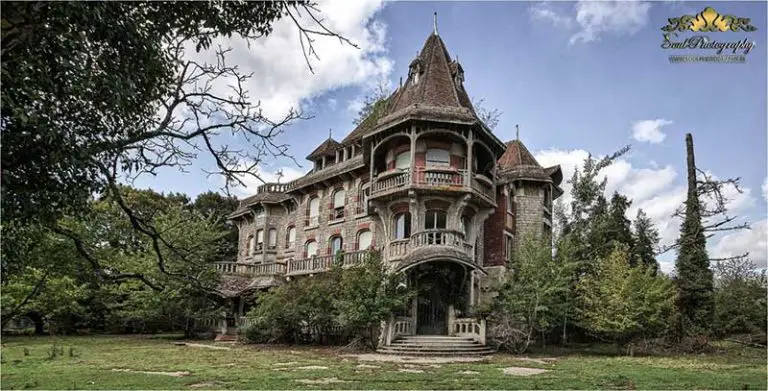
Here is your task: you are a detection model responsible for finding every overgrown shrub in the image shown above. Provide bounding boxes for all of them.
[241,251,411,348]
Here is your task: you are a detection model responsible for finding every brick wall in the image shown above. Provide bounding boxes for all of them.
[483,187,507,267]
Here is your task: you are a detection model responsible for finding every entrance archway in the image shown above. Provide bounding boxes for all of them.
[409,261,470,335]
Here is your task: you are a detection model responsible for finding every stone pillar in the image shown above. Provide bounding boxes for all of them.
[465,134,473,187]
[409,126,417,182]
[447,304,455,336]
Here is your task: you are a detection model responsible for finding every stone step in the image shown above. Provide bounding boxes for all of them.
[389,342,483,349]
[396,336,475,342]
[391,340,480,346]
[376,347,495,356]
[383,345,490,351]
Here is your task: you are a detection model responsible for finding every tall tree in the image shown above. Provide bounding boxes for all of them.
[674,133,714,333]
[191,192,240,262]
[1,1,352,289]
[632,209,660,273]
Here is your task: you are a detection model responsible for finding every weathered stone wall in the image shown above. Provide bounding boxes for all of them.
[236,175,379,264]
[513,181,545,245]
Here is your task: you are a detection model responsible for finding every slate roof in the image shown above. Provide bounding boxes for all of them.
[306,137,341,160]
[341,32,478,144]
[230,191,290,218]
[497,140,564,189]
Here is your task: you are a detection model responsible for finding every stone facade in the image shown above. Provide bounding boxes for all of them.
[217,27,563,345]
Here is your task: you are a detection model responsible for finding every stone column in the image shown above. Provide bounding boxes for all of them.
[465,133,473,188]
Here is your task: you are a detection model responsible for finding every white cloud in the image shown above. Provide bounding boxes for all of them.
[712,219,768,268]
[184,0,393,121]
[530,3,574,28]
[632,119,673,144]
[529,1,652,45]
[569,0,652,44]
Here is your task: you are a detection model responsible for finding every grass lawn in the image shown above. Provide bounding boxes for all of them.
[1,335,765,390]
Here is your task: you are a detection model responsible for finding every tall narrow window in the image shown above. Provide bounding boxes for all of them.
[460,216,470,236]
[268,228,277,250]
[246,236,254,256]
[308,196,320,226]
[305,240,318,257]
[505,235,514,262]
[393,213,411,239]
[286,226,296,249]
[425,210,447,244]
[357,230,373,250]
[255,229,264,251]
[426,148,450,167]
[332,189,346,220]
[330,236,343,255]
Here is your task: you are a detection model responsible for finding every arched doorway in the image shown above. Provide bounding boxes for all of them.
[409,261,470,335]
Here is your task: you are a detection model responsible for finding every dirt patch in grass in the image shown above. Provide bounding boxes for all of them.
[513,357,557,365]
[296,365,328,370]
[296,377,349,384]
[188,380,223,388]
[173,342,231,350]
[355,364,380,369]
[345,353,488,364]
[501,367,549,376]
[111,368,190,377]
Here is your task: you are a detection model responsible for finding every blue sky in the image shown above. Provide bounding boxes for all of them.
[135,1,767,271]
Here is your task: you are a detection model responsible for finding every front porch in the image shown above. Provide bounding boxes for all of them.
[378,260,490,355]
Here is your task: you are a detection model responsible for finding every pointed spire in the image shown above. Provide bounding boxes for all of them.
[516,124,520,140]
[328,128,333,139]
[433,12,438,36]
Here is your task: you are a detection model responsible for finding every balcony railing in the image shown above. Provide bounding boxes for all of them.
[409,229,474,260]
[370,167,495,203]
[286,250,368,276]
[214,262,286,276]
[387,239,410,260]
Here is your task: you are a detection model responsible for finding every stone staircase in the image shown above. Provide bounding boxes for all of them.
[377,335,494,356]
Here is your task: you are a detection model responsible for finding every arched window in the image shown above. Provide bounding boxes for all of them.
[308,196,320,225]
[330,236,343,255]
[286,226,296,249]
[357,230,373,250]
[305,240,318,257]
[332,189,346,219]
[426,148,450,167]
[255,229,264,251]
[395,151,410,170]
[246,236,254,256]
[268,228,277,249]
[393,212,411,239]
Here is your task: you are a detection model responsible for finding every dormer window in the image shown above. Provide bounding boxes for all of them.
[409,58,423,86]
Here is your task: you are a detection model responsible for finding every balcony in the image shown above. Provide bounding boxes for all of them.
[286,250,368,276]
[214,262,286,276]
[386,229,475,264]
[370,168,495,204]
[215,250,370,279]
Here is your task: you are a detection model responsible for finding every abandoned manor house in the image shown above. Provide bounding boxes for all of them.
[213,24,563,354]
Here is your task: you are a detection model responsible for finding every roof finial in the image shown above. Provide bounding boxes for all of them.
[328,128,333,140]
[516,124,520,140]
[433,12,438,36]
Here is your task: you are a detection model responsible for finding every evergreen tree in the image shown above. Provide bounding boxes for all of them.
[632,209,659,273]
[607,192,634,250]
[674,133,714,333]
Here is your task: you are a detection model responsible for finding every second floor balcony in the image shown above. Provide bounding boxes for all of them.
[215,250,370,280]
[386,229,475,264]
[370,167,494,205]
